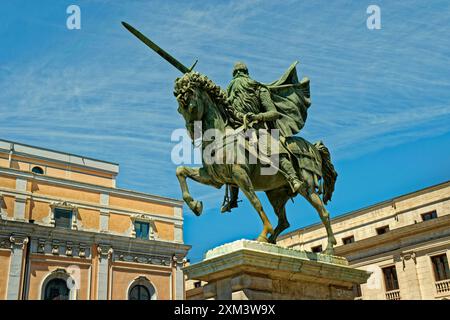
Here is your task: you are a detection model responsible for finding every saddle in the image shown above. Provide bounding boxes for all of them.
[285,136,323,177]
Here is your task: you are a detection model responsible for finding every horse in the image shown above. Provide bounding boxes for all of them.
[173,72,338,254]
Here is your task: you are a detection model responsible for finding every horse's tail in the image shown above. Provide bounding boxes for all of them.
[314,140,338,205]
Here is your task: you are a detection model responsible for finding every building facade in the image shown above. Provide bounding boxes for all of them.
[0,139,190,300]
[277,180,450,300]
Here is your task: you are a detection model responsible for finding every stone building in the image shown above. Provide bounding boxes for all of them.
[0,139,190,300]
[277,180,450,300]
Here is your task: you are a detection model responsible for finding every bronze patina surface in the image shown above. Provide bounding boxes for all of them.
[123,22,339,254]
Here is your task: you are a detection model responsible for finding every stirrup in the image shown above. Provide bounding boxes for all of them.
[221,200,238,213]
[287,177,303,194]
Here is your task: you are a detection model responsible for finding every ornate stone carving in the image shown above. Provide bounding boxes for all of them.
[9,235,29,249]
[172,254,187,267]
[52,240,60,255]
[66,242,73,256]
[49,201,78,229]
[38,239,46,254]
[0,238,10,249]
[33,239,89,258]
[130,213,158,239]
[97,244,113,260]
[114,250,171,266]
[400,251,417,270]
[50,201,77,210]
[79,243,87,258]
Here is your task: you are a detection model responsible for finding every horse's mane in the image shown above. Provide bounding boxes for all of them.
[174,72,239,125]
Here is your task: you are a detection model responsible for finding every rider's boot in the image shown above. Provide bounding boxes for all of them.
[221,185,239,213]
[279,156,305,194]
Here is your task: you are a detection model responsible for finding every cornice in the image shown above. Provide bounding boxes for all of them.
[0,167,184,207]
[0,139,119,174]
[279,180,450,240]
[0,187,183,225]
[0,219,191,256]
[335,215,450,259]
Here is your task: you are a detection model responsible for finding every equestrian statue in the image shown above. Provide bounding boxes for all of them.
[122,22,338,254]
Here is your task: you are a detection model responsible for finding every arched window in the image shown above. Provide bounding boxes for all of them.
[128,277,157,300]
[31,166,44,174]
[44,278,69,300]
[41,269,76,300]
[129,285,150,300]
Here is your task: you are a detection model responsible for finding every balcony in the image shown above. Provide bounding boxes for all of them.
[435,279,450,295]
[385,289,401,300]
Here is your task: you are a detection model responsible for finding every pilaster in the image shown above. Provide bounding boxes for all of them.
[96,244,113,300]
[6,234,28,300]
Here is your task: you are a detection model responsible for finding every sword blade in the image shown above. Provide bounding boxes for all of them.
[121,21,189,74]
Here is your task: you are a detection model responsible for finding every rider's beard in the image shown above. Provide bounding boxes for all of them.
[229,75,260,114]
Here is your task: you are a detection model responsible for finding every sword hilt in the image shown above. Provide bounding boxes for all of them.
[188,60,198,72]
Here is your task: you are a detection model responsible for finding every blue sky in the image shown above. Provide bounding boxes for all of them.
[1,1,449,262]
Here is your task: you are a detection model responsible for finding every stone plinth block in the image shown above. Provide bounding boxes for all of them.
[184,239,371,300]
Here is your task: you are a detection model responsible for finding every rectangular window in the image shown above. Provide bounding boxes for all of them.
[421,211,437,221]
[431,254,450,281]
[376,225,390,235]
[342,236,355,245]
[383,266,399,291]
[135,221,150,240]
[54,208,72,229]
[311,245,322,253]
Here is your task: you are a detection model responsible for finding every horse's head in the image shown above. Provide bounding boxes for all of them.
[174,72,230,140]
[174,72,207,140]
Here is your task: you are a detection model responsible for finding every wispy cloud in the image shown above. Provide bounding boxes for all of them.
[1,0,450,212]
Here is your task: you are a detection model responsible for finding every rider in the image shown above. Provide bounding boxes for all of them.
[221,62,305,212]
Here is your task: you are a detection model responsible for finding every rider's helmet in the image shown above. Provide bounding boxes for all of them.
[232,62,249,77]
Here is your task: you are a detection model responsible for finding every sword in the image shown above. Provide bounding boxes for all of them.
[121,21,197,74]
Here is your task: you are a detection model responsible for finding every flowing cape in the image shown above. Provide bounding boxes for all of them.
[264,61,311,137]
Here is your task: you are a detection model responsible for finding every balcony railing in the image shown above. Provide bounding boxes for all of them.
[435,279,450,295]
[385,289,401,300]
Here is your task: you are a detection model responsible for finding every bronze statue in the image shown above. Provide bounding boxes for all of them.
[221,61,307,213]
[122,22,338,254]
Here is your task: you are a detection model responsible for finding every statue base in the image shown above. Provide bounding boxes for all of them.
[184,239,370,300]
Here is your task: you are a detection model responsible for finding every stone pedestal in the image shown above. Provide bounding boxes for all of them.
[184,240,370,300]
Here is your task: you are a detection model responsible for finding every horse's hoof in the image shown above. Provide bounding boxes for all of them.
[256,235,269,243]
[190,200,203,216]
[268,235,277,244]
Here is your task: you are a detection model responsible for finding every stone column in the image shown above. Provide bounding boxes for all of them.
[6,235,29,300]
[97,244,112,300]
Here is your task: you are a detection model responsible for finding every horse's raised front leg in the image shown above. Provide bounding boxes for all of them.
[231,165,274,243]
[176,166,219,216]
